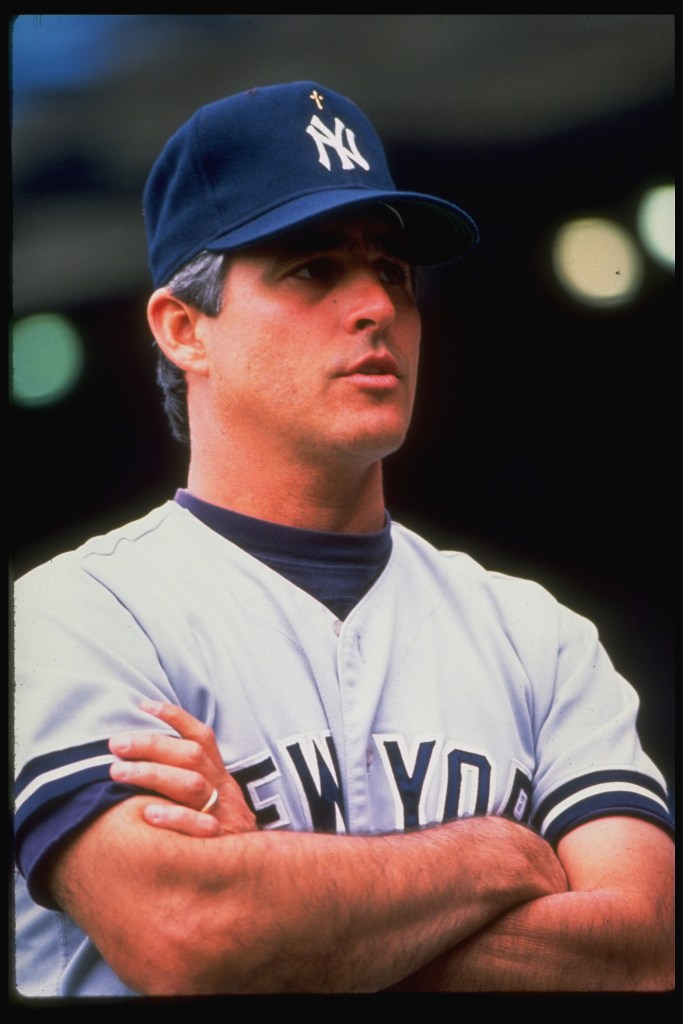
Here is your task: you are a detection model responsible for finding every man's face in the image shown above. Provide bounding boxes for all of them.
[196,209,421,471]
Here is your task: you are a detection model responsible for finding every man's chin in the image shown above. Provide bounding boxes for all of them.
[330,427,410,465]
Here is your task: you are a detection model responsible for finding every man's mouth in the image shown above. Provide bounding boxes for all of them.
[342,354,400,378]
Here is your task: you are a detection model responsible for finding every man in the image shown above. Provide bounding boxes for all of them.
[14,81,674,997]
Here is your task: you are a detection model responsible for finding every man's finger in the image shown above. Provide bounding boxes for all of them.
[109,731,207,772]
[142,801,222,837]
[109,760,214,810]
[139,700,224,767]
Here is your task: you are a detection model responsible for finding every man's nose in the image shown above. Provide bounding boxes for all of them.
[342,267,396,335]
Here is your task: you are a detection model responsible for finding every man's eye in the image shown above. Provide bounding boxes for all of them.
[292,258,336,281]
[376,259,410,286]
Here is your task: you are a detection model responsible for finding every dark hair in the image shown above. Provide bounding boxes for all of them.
[156,250,229,443]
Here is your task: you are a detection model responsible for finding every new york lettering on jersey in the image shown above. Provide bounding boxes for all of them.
[230,729,532,833]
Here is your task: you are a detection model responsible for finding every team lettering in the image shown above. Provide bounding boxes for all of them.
[305,114,371,172]
[229,732,532,832]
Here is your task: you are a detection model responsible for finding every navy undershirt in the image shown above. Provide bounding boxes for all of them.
[174,489,393,620]
[18,492,394,906]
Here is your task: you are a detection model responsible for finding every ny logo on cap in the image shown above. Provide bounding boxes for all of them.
[306,115,370,172]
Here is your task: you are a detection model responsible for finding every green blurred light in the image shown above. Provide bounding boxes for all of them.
[12,313,85,407]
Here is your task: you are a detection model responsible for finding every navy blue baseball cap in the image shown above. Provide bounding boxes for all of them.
[144,80,479,288]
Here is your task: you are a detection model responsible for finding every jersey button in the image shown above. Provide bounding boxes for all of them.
[333,619,342,636]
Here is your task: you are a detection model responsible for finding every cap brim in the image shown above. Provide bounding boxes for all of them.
[202,188,478,266]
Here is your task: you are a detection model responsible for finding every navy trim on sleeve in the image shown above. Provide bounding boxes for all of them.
[531,768,674,845]
[16,780,156,911]
[543,798,675,848]
[15,738,115,836]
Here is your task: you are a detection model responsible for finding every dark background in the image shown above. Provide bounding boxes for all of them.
[11,15,674,799]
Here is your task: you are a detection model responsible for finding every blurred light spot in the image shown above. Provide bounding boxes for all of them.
[552,217,643,307]
[637,184,675,270]
[12,313,85,407]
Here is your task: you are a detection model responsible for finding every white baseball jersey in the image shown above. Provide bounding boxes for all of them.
[13,501,673,997]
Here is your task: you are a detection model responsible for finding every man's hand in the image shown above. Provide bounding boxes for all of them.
[386,816,674,992]
[109,700,257,837]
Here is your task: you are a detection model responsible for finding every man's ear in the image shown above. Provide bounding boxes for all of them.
[147,289,210,376]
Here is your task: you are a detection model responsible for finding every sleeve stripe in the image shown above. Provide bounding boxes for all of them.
[531,768,668,828]
[14,740,118,836]
[15,738,114,792]
[535,781,671,836]
[540,793,675,845]
[15,754,117,815]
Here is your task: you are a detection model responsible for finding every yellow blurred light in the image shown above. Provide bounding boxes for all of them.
[552,217,644,307]
[12,313,85,407]
[637,184,675,270]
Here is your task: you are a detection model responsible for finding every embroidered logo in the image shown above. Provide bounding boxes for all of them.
[306,115,370,172]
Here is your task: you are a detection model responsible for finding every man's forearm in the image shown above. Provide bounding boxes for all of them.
[49,800,567,995]
[388,819,675,992]
[390,888,672,992]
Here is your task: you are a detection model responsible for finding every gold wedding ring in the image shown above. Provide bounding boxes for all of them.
[199,788,219,814]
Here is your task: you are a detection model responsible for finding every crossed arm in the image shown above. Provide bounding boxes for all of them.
[387,815,674,992]
[47,703,674,994]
